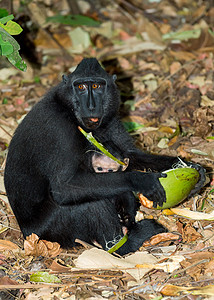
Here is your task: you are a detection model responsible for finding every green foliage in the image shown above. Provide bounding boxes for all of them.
[30,272,61,283]
[0,8,9,18]
[0,34,13,55]
[0,12,27,71]
[123,121,144,132]
[47,14,100,27]
[0,19,23,35]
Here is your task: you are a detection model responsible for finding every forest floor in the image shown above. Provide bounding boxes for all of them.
[0,0,214,299]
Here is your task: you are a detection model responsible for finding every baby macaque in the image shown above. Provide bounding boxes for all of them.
[92,152,129,173]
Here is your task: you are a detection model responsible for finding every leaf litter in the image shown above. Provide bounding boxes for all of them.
[0,0,213,298]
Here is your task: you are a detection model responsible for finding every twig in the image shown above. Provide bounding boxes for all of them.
[0,125,13,138]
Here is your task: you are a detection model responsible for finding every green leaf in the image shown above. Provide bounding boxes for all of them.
[0,33,13,55]
[0,9,9,19]
[0,28,19,50]
[163,29,201,41]
[30,272,61,283]
[0,14,14,25]
[7,50,27,71]
[78,126,126,166]
[2,20,23,35]
[123,121,144,132]
[0,20,23,35]
[0,27,27,71]
[47,14,100,27]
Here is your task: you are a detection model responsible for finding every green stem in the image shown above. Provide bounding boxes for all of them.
[107,234,128,254]
[78,126,126,166]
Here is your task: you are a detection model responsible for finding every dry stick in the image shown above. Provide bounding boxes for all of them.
[116,0,143,13]
[112,0,137,23]
[0,125,13,138]
[0,283,65,290]
[0,118,14,128]
[67,0,81,14]
[1,157,6,170]
[135,58,201,108]
[0,222,21,232]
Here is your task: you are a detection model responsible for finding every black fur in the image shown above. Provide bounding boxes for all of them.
[4,58,205,255]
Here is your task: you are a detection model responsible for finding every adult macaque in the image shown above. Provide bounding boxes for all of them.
[4,58,205,255]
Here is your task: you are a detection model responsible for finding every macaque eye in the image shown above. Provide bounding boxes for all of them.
[97,167,103,171]
[78,84,87,90]
[108,169,114,172]
[92,83,100,89]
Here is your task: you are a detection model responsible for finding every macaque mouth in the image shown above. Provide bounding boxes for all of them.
[83,117,101,129]
[90,117,99,123]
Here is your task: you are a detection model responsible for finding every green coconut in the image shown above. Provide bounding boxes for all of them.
[156,167,200,209]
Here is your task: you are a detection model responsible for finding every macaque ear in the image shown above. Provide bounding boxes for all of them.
[62,75,68,84]
[122,158,129,171]
[112,74,117,81]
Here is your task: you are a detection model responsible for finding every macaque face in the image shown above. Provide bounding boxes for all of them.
[92,153,129,173]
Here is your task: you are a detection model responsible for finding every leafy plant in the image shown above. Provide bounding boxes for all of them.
[0,11,27,71]
[46,14,100,27]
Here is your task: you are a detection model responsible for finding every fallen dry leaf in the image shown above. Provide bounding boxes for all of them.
[205,259,214,276]
[74,247,184,281]
[143,232,180,247]
[160,284,214,296]
[0,276,19,285]
[74,247,158,281]
[49,260,71,273]
[193,106,214,137]
[0,239,20,250]
[181,223,201,243]
[24,233,61,257]
[171,208,214,220]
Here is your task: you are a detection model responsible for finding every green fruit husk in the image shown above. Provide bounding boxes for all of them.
[156,167,200,209]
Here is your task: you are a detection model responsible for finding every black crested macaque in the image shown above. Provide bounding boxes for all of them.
[4,58,205,255]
